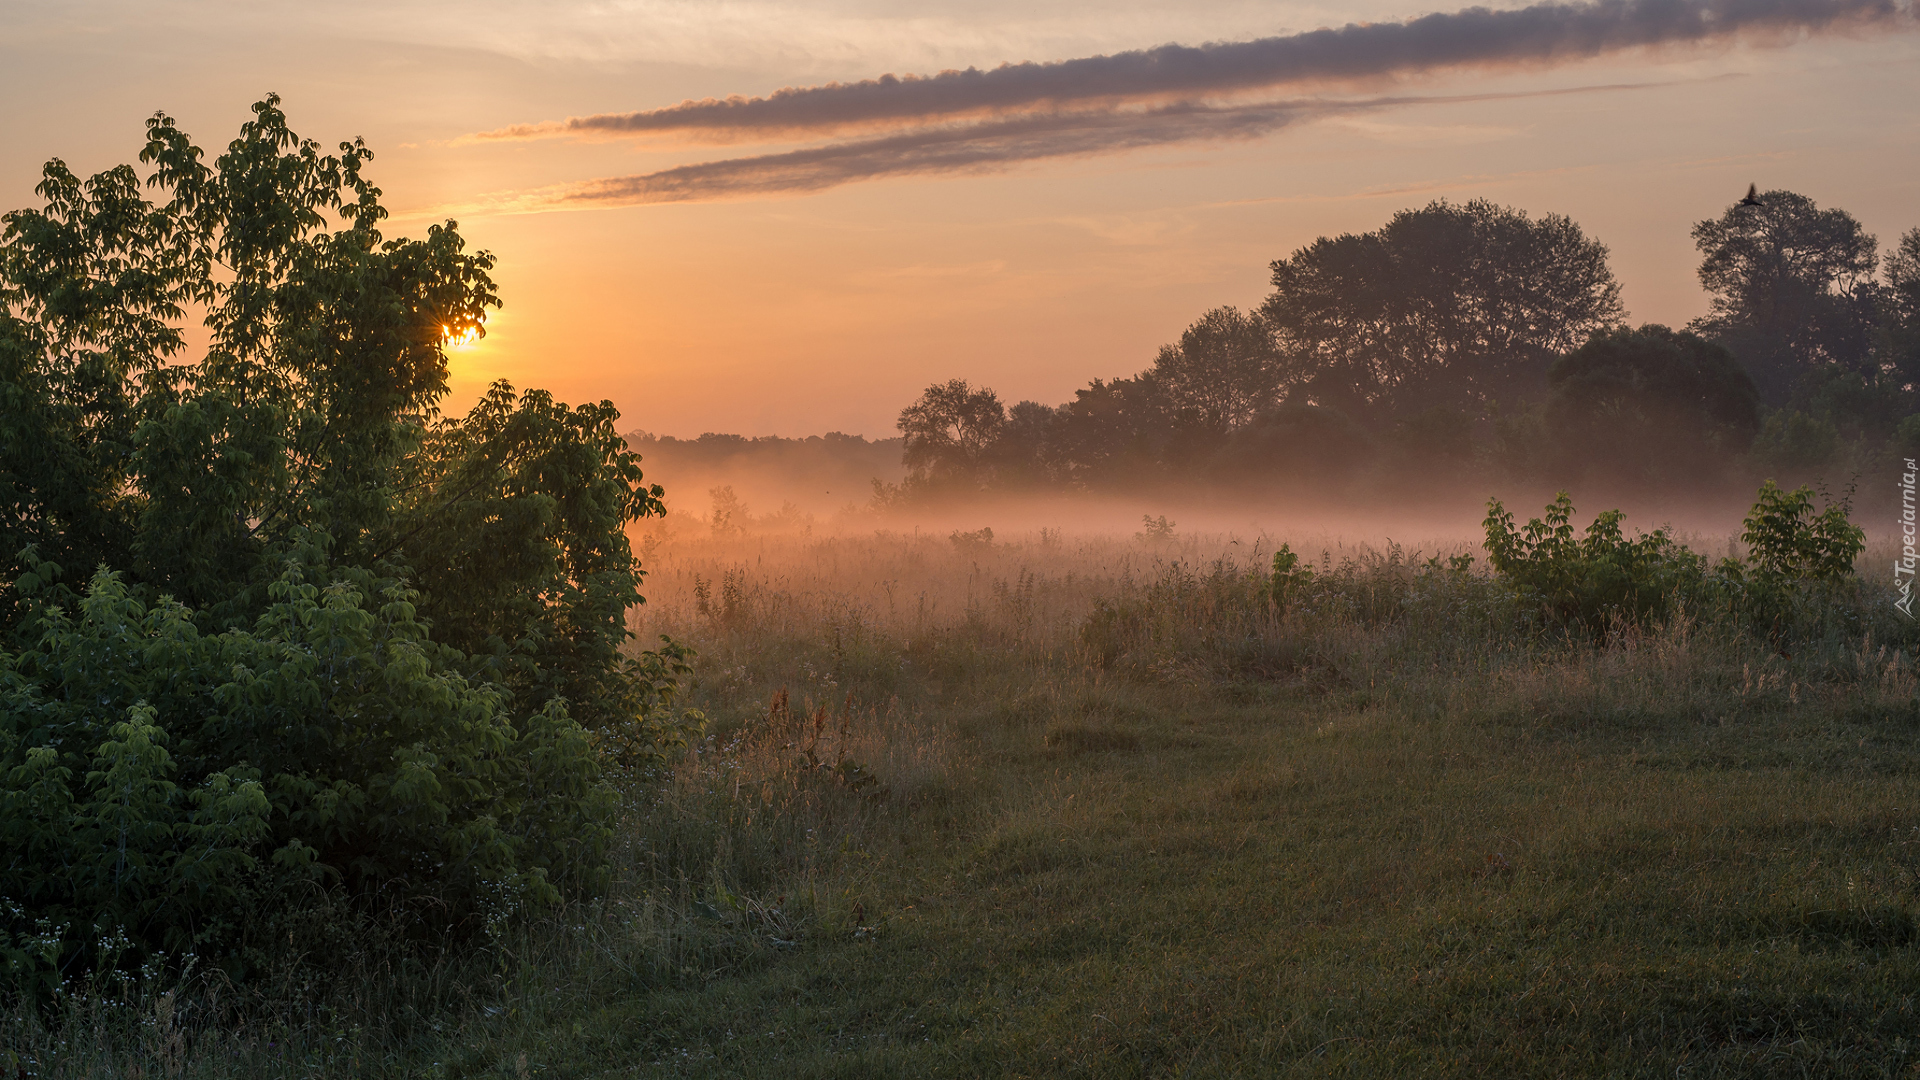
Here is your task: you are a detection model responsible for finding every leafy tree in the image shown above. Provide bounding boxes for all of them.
[1148,307,1279,434]
[1262,199,1623,421]
[1690,189,1880,403]
[1387,405,1478,485]
[1048,375,1173,489]
[1544,324,1759,490]
[897,378,1005,492]
[0,98,687,983]
[1750,409,1842,477]
[990,400,1064,488]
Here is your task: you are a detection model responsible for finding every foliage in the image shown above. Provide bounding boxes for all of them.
[1544,324,1759,490]
[1881,227,1920,390]
[991,400,1064,488]
[1135,515,1177,545]
[877,192,1920,503]
[1262,198,1623,420]
[1389,405,1477,478]
[948,527,994,552]
[0,98,687,988]
[1482,482,1866,635]
[1690,189,1881,403]
[707,485,747,536]
[0,558,621,987]
[392,382,672,736]
[1737,479,1864,585]
[1046,376,1173,489]
[1750,408,1841,476]
[1483,493,1708,631]
[1210,403,1376,489]
[1266,543,1314,610]
[896,379,1006,492]
[1147,306,1280,435]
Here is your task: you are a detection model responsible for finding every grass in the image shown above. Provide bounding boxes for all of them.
[11,525,1920,1077]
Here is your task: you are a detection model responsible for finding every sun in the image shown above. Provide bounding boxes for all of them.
[442,322,483,350]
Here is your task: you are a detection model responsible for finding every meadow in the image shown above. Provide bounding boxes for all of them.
[12,516,1920,1078]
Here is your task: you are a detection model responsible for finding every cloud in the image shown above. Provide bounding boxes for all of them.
[464,100,1328,212]
[445,82,1691,213]
[474,0,1905,143]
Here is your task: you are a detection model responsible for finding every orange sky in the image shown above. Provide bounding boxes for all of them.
[3,0,1916,438]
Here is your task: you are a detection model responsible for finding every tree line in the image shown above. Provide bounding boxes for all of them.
[891,194,1920,500]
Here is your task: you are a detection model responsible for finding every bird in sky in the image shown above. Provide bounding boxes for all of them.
[1738,184,1765,209]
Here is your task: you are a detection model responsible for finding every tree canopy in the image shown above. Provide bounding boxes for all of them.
[877,191,1920,503]
[1148,306,1281,435]
[1545,324,1759,491]
[1262,198,1624,421]
[897,378,1007,491]
[1689,189,1880,403]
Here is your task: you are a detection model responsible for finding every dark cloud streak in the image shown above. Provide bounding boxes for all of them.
[502,82,1676,209]
[480,0,1903,142]
[546,102,1321,205]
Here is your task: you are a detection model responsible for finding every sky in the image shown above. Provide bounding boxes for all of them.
[2,0,1916,438]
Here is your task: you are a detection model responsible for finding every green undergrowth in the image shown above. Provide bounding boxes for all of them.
[11,533,1920,1078]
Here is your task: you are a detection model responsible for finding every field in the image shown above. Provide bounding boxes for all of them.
[14,521,1920,1078]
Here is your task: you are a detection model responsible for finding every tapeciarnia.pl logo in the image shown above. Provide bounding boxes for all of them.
[1900,457,1917,619]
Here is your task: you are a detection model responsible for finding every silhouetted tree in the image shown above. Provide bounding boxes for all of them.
[897,378,1005,491]
[1262,199,1623,421]
[1545,324,1758,491]
[1210,404,1376,490]
[991,399,1065,487]
[1387,405,1479,486]
[1149,306,1280,434]
[1883,227,1920,390]
[1049,376,1172,489]
[1690,189,1880,403]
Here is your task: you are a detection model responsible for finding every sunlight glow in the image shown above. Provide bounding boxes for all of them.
[442,322,483,350]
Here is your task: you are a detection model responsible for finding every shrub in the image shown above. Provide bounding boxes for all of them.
[1483,492,1707,631]
[1266,543,1314,610]
[0,99,696,991]
[1483,482,1867,636]
[1,558,615,987]
[1737,479,1864,584]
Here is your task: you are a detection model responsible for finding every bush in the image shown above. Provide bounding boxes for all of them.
[1483,482,1867,636]
[0,98,696,992]
[1737,479,1864,584]
[1483,492,1707,631]
[2,559,613,988]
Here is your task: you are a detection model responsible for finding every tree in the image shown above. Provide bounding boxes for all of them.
[1544,324,1759,491]
[990,399,1064,488]
[897,378,1006,491]
[1148,307,1280,434]
[0,98,685,980]
[1210,403,1376,491]
[1048,375,1173,489]
[1690,189,1880,403]
[1262,199,1624,421]
[1883,227,1920,389]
